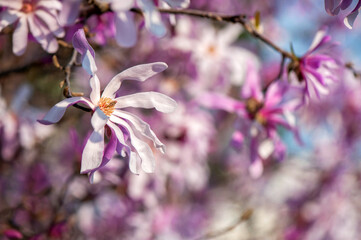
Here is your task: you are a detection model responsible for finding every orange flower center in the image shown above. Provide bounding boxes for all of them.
[98,97,117,116]
[21,3,34,13]
[207,45,217,55]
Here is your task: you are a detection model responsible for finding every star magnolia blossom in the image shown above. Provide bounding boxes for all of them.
[200,64,299,178]
[325,0,361,29]
[39,29,177,182]
[295,29,340,101]
[0,0,64,55]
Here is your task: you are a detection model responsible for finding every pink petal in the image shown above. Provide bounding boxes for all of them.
[101,62,168,98]
[114,92,177,113]
[38,97,94,125]
[114,11,137,47]
[242,62,263,102]
[199,93,246,115]
[112,110,165,153]
[13,16,28,56]
[249,157,263,179]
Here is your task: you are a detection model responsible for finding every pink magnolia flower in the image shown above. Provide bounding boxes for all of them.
[291,29,340,102]
[0,0,64,55]
[200,64,299,178]
[39,29,177,182]
[325,0,361,28]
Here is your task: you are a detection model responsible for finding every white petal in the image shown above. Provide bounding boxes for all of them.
[111,0,134,11]
[0,0,22,9]
[35,9,65,37]
[89,75,100,104]
[113,110,165,153]
[38,97,94,125]
[0,10,20,31]
[83,50,98,76]
[138,0,166,37]
[91,108,108,131]
[129,151,141,174]
[114,92,177,113]
[114,11,137,47]
[101,62,168,98]
[308,29,327,52]
[13,16,28,56]
[36,0,63,11]
[109,115,155,173]
[81,128,105,173]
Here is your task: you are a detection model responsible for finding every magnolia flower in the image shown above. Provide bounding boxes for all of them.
[200,64,299,178]
[0,0,64,55]
[39,29,177,182]
[169,18,259,94]
[325,0,361,29]
[291,29,340,102]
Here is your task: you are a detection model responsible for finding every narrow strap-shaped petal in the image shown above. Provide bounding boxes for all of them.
[306,29,330,54]
[37,0,63,11]
[81,128,105,174]
[13,16,28,56]
[324,0,343,15]
[344,2,361,29]
[114,11,137,47]
[35,17,59,53]
[138,0,166,37]
[72,29,97,75]
[114,92,177,113]
[89,75,100,104]
[264,81,288,108]
[0,0,22,9]
[107,121,140,174]
[101,62,168,98]
[58,0,81,26]
[91,107,108,131]
[242,62,263,102]
[87,126,118,183]
[0,10,20,31]
[111,0,134,11]
[162,0,190,8]
[109,115,155,173]
[112,110,165,153]
[35,9,65,37]
[38,97,94,125]
[198,93,246,115]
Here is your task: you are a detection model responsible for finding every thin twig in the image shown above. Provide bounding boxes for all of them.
[56,49,92,112]
[157,8,294,59]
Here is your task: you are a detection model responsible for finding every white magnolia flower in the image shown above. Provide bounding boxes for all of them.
[39,29,177,182]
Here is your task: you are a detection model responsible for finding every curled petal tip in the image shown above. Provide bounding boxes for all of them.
[152,62,168,72]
